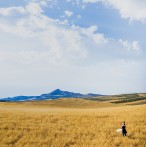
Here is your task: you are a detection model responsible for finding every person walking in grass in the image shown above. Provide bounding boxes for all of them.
[122,122,127,136]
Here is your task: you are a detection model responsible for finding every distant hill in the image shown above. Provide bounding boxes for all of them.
[110,93,146,104]
[0,89,102,102]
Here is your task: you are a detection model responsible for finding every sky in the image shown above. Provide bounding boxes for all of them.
[0,0,146,97]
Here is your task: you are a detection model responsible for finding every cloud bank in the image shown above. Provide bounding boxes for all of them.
[0,0,145,97]
[82,0,146,22]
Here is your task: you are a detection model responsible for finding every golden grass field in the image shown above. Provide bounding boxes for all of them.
[0,98,146,147]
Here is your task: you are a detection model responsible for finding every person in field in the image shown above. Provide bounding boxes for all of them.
[121,122,127,136]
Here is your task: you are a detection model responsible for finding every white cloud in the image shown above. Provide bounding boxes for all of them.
[64,10,73,17]
[65,0,81,6]
[82,0,146,22]
[103,0,146,22]
[26,2,44,15]
[77,14,81,19]
[119,40,140,52]
[0,6,25,16]
[66,0,72,2]
[0,1,145,97]
[40,1,48,7]
[0,2,143,63]
[83,0,98,3]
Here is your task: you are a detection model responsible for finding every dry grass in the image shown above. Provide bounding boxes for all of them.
[0,98,118,109]
[0,99,146,147]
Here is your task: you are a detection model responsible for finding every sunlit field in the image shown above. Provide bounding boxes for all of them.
[0,99,146,147]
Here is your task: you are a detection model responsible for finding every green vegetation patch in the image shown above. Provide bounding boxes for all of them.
[111,96,146,104]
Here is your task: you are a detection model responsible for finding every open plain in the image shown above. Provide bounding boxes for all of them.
[0,97,146,147]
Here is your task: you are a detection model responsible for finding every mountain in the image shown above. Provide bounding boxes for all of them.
[0,89,102,102]
[41,89,83,99]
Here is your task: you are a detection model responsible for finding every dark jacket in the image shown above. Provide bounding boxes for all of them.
[122,125,127,133]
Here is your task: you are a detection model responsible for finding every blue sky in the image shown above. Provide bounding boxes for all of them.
[0,0,146,97]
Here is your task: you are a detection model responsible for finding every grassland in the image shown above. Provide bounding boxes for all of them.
[110,94,146,104]
[0,96,146,147]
